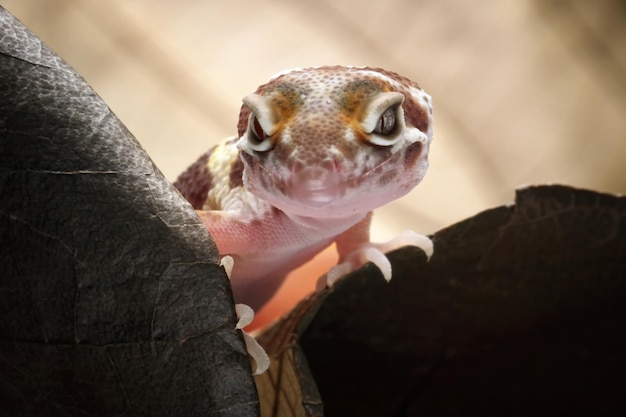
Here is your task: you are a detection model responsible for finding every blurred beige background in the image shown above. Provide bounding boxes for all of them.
[3,0,625,239]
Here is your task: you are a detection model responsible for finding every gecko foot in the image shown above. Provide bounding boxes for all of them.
[323,230,433,288]
[235,304,270,375]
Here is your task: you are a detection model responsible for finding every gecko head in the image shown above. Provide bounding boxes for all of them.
[236,66,434,219]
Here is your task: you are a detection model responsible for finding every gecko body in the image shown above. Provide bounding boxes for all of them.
[175,66,434,311]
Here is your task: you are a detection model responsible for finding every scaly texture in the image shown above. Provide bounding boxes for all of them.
[175,66,434,310]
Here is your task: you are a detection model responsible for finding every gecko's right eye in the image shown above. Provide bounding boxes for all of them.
[251,115,266,142]
[241,93,277,152]
[246,112,274,152]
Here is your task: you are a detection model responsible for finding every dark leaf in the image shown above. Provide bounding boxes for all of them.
[301,185,626,416]
[0,7,259,417]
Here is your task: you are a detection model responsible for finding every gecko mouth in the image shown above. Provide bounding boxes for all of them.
[240,142,423,211]
[286,182,346,207]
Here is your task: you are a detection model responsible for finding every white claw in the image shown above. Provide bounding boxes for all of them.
[220,255,234,279]
[235,303,254,329]
[325,262,352,287]
[234,303,270,375]
[362,247,392,281]
[325,247,391,287]
[397,230,434,259]
[242,332,270,375]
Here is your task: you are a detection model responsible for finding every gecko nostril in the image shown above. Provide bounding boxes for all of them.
[404,141,424,166]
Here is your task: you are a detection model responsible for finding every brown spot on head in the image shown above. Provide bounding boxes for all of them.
[337,79,389,114]
[264,83,306,116]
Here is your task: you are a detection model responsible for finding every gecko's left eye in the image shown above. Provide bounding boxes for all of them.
[373,106,397,136]
[361,92,405,146]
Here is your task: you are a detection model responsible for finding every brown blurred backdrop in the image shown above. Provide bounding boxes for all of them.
[3,0,625,239]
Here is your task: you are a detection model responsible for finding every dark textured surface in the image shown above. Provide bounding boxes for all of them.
[0,7,259,416]
[300,185,626,416]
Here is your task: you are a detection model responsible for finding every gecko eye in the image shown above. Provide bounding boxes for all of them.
[374,106,397,136]
[361,92,405,146]
[246,112,274,152]
[251,115,266,142]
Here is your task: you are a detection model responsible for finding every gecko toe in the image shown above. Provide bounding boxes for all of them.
[325,247,392,287]
[325,262,354,287]
[235,303,254,329]
[242,332,270,375]
[397,230,434,259]
[362,247,392,280]
[220,255,234,279]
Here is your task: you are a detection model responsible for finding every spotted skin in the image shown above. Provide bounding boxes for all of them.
[175,66,434,311]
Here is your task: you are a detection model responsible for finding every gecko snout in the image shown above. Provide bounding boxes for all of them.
[289,157,343,189]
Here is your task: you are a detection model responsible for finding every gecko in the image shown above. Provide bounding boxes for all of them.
[174,66,434,313]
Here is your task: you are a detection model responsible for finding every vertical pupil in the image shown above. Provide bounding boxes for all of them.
[377,108,396,135]
[253,116,265,141]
